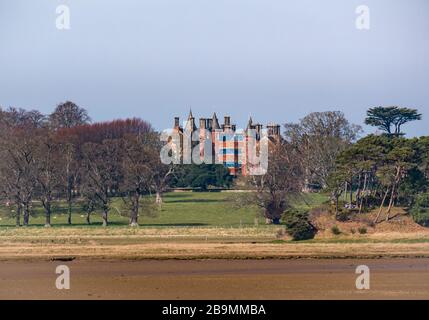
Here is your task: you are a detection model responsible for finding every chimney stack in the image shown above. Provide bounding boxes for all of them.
[224,116,231,126]
[199,118,207,129]
[267,123,281,136]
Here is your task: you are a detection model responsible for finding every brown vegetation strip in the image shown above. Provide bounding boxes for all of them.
[1,241,429,261]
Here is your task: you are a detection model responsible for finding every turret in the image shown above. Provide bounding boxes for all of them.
[212,112,220,130]
[185,109,197,131]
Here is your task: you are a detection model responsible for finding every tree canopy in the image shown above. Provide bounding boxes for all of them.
[365,106,422,135]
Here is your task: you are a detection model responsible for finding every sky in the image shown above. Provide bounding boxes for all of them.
[0,0,428,137]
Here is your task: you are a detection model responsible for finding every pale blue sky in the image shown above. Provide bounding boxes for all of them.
[0,0,428,136]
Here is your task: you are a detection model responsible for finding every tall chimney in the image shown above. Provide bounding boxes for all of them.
[267,123,281,136]
[224,116,231,126]
[199,118,206,129]
[275,125,280,136]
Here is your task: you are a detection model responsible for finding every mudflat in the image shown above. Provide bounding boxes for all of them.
[0,258,428,299]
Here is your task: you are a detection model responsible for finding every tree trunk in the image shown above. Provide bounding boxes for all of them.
[356,174,362,206]
[15,204,21,227]
[349,176,353,205]
[358,198,364,214]
[66,159,73,225]
[45,206,51,227]
[343,182,348,202]
[155,191,163,205]
[335,194,339,216]
[130,192,140,227]
[67,199,72,225]
[358,173,368,214]
[130,217,139,227]
[102,207,108,227]
[86,212,91,225]
[386,167,401,221]
[23,203,30,226]
[43,193,52,227]
[385,184,397,221]
[374,188,389,224]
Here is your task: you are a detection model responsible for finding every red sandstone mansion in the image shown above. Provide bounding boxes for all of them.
[171,111,280,175]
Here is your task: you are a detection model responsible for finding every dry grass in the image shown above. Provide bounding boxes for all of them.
[312,206,429,239]
[0,223,428,261]
[0,226,279,243]
[1,241,429,261]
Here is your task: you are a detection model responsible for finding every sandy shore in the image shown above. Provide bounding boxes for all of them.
[1,259,428,299]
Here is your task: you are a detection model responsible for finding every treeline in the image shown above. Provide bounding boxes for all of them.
[278,107,428,233]
[0,102,235,227]
[0,102,173,227]
[237,107,427,237]
[327,107,428,224]
[331,134,429,223]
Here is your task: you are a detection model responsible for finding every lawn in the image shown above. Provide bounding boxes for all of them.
[0,191,328,228]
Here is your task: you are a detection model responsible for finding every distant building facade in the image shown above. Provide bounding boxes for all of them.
[171,111,280,176]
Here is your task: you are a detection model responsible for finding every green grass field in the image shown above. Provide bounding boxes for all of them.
[0,191,328,228]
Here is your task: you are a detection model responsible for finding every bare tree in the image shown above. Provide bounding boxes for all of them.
[120,134,155,226]
[81,140,121,227]
[49,101,91,129]
[242,140,304,224]
[49,102,90,224]
[0,108,40,226]
[149,137,175,206]
[56,131,81,224]
[284,111,361,190]
[33,128,63,227]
